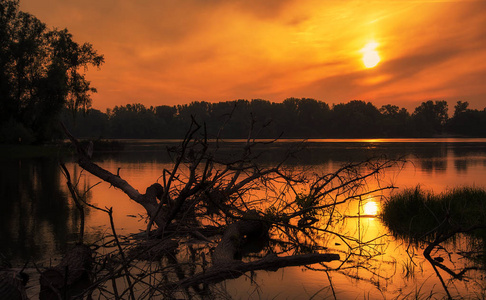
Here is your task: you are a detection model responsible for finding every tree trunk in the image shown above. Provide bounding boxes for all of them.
[39,244,93,300]
[174,253,340,288]
[212,218,267,264]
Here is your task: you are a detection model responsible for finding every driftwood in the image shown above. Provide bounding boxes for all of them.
[128,238,180,261]
[213,215,268,264]
[39,244,93,300]
[200,212,340,290]
[58,121,389,297]
[173,253,340,288]
[0,270,28,300]
[61,123,168,229]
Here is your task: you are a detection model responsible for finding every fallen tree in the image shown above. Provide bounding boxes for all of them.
[39,244,93,300]
[60,118,403,299]
[172,252,340,289]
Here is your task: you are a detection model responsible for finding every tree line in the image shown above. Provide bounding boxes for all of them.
[1,0,485,143]
[60,98,486,140]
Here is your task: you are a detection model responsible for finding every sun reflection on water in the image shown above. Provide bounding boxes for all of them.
[363,200,379,216]
[51,141,486,299]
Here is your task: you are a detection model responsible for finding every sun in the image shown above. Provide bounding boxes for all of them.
[361,41,381,68]
[363,201,379,216]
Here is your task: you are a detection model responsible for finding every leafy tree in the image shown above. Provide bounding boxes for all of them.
[330,100,382,137]
[379,104,411,137]
[453,101,469,117]
[211,100,251,138]
[447,101,486,136]
[61,108,109,138]
[380,104,400,116]
[247,99,280,137]
[0,0,103,143]
[47,29,104,114]
[61,99,486,139]
[412,100,448,137]
[281,98,331,138]
[108,104,158,138]
[153,105,178,138]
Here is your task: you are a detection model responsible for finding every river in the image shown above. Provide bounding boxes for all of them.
[1,138,486,299]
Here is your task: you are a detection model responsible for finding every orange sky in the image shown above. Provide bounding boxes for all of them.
[20,0,486,112]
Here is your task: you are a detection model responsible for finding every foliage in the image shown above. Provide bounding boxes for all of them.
[411,100,449,136]
[380,104,411,137]
[447,101,486,137]
[61,99,486,140]
[330,100,381,137]
[0,0,103,143]
[60,108,109,139]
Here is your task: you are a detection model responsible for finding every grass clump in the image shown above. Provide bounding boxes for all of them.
[381,186,486,242]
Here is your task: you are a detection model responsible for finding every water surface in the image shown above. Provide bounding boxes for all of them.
[2,138,486,298]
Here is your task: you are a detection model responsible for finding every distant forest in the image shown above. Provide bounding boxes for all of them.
[60,98,486,140]
[2,1,485,143]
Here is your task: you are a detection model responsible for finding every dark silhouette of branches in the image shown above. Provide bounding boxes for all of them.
[58,116,407,299]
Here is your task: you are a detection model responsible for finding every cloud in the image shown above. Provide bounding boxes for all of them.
[19,0,486,111]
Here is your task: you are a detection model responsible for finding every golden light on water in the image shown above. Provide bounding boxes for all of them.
[361,41,381,68]
[363,201,379,216]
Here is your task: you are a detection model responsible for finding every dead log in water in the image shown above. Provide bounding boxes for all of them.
[0,270,29,300]
[186,212,340,290]
[212,217,268,264]
[172,253,340,289]
[39,244,93,300]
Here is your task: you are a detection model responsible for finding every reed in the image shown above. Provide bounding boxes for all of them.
[381,186,486,242]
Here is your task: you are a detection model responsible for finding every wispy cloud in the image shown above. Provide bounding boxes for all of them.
[20,0,486,110]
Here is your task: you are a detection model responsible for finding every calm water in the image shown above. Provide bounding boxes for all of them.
[2,138,486,298]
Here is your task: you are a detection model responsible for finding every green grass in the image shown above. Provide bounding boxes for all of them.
[381,186,486,242]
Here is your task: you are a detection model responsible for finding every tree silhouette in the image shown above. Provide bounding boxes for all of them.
[0,0,103,143]
[380,104,411,137]
[412,100,448,136]
[447,101,486,137]
[59,99,486,140]
[331,100,381,137]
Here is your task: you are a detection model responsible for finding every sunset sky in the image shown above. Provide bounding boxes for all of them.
[20,0,486,111]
